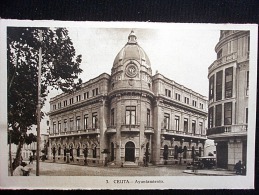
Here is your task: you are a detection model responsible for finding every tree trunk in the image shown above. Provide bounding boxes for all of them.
[13,133,25,170]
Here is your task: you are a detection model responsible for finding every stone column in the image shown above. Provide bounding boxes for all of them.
[115,95,122,165]
[153,99,162,165]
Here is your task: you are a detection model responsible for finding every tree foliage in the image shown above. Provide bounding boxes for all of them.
[7,27,83,168]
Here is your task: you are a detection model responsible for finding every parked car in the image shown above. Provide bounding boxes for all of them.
[187,156,216,170]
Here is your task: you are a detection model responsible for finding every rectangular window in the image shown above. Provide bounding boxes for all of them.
[125,106,136,125]
[208,107,214,128]
[209,75,215,101]
[175,116,179,131]
[53,104,56,110]
[111,108,115,126]
[248,36,250,52]
[92,89,95,97]
[69,118,74,131]
[92,112,98,129]
[58,102,61,108]
[224,102,232,125]
[69,98,73,105]
[147,109,150,127]
[76,95,81,102]
[246,108,248,124]
[216,70,223,100]
[225,67,233,98]
[200,103,204,109]
[192,120,196,134]
[175,93,180,101]
[64,119,67,132]
[247,71,249,88]
[63,100,67,107]
[192,100,197,107]
[96,88,98,95]
[165,89,171,97]
[217,49,222,59]
[84,114,88,129]
[86,92,89,98]
[215,104,222,127]
[184,97,189,104]
[84,93,86,100]
[53,122,56,134]
[58,121,61,133]
[164,113,170,130]
[184,118,188,132]
[76,116,80,130]
[199,122,203,134]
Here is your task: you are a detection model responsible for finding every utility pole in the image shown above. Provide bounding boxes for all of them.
[36,30,42,176]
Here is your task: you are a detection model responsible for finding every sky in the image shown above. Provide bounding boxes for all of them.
[39,25,220,134]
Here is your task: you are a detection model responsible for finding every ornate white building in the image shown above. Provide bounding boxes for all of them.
[207,30,249,170]
[48,31,208,166]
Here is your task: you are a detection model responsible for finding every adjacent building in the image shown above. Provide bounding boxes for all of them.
[207,30,249,170]
[48,31,208,166]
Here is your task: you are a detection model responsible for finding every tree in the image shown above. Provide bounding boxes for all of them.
[7,27,83,170]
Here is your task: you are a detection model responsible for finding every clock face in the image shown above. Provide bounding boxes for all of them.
[126,63,138,78]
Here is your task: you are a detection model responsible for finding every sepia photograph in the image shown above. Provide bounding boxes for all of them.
[0,20,257,189]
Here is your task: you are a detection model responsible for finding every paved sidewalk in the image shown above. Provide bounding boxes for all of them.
[183,169,238,176]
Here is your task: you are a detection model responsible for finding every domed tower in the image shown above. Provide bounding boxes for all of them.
[110,30,153,95]
[107,31,154,166]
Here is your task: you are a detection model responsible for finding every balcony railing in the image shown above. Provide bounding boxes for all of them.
[144,126,154,134]
[106,126,117,134]
[209,52,237,72]
[121,124,140,132]
[161,129,206,138]
[207,124,247,136]
[49,128,100,137]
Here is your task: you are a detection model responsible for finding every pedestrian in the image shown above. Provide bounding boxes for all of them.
[13,162,30,176]
[29,155,33,164]
[234,160,242,174]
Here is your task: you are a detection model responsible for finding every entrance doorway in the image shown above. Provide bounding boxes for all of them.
[217,142,228,169]
[111,142,115,161]
[125,141,135,162]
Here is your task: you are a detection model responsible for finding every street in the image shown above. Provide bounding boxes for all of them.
[26,161,192,176]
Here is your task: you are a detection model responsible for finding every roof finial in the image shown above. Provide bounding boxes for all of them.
[128,29,137,44]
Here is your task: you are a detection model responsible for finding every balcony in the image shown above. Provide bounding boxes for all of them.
[121,124,140,132]
[144,126,154,134]
[106,126,117,134]
[207,124,247,136]
[161,129,206,138]
[209,52,237,73]
[49,128,100,137]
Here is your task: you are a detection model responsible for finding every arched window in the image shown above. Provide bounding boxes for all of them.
[58,146,61,155]
[77,146,80,157]
[191,146,195,159]
[163,145,169,160]
[183,146,187,159]
[199,147,202,157]
[174,145,178,159]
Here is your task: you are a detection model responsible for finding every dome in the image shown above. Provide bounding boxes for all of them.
[112,30,151,69]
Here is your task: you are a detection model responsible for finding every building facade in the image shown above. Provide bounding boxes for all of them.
[48,31,207,166]
[207,30,249,170]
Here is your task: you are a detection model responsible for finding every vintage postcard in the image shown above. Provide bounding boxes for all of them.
[0,20,257,189]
